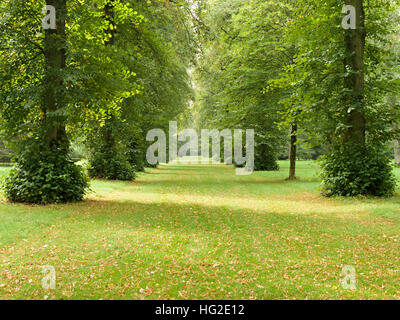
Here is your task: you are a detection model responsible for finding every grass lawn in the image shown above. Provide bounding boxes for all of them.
[0,160,399,299]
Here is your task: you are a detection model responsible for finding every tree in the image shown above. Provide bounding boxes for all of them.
[288,123,297,180]
[0,0,140,203]
[42,0,68,154]
[195,0,291,171]
[386,10,400,167]
[86,0,136,180]
[343,0,366,146]
[84,0,195,176]
[0,0,89,204]
[276,0,398,196]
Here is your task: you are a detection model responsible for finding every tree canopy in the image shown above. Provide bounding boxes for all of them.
[0,0,399,203]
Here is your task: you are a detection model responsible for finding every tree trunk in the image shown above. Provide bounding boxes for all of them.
[103,1,116,149]
[394,122,400,167]
[42,0,68,152]
[388,95,400,167]
[344,0,366,145]
[104,2,116,46]
[288,123,297,180]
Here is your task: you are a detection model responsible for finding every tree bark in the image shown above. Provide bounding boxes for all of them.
[42,0,68,152]
[388,95,400,167]
[102,1,116,149]
[288,123,297,180]
[104,2,116,46]
[344,0,366,146]
[394,122,400,167]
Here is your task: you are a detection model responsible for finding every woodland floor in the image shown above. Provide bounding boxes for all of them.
[0,161,399,299]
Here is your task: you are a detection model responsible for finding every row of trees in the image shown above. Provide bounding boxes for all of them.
[0,0,195,203]
[0,0,399,204]
[195,0,400,196]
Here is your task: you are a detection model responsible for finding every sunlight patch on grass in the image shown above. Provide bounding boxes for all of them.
[0,161,399,299]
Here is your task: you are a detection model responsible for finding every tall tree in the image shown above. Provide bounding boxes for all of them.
[0,0,140,203]
[275,0,398,196]
[86,0,195,177]
[42,0,68,153]
[86,0,136,181]
[195,0,292,171]
[344,0,366,145]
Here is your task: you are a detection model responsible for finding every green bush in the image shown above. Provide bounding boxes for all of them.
[320,145,397,197]
[88,147,136,181]
[254,143,279,171]
[2,150,89,204]
[127,142,145,172]
[234,143,279,171]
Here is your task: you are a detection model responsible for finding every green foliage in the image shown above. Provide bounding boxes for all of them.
[127,141,145,172]
[235,142,280,171]
[266,0,400,195]
[85,0,194,177]
[0,0,144,201]
[70,143,86,160]
[320,145,396,197]
[1,0,399,200]
[88,142,135,181]
[254,144,280,171]
[195,0,290,170]
[2,148,89,204]
[274,0,399,145]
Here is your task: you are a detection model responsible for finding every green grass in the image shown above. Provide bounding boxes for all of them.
[0,160,399,299]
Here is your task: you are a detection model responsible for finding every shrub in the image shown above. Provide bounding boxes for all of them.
[2,149,89,204]
[234,143,279,171]
[254,144,280,171]
[88,147,136,181]
[127,142,145,172]
[320,145,396,197]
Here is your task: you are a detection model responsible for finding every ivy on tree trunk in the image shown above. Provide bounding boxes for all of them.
[42,0,68,153]
[394,122,400,167]
[344,0,366,146]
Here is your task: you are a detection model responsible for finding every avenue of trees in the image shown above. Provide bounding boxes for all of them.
[0,0,195,203]
[195,0,400,195]
[0,0,399,204]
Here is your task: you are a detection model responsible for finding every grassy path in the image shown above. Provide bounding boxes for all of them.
[0,161,399,299]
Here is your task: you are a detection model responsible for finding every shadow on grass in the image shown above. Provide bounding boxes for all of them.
[1,190,400,300]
